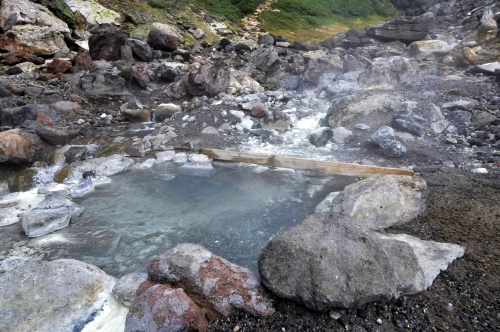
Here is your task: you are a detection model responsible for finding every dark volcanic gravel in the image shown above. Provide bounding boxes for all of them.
[208,167,500,332]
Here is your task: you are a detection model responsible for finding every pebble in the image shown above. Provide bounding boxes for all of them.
[376,318,383,325]
[233,326,240,332]
[472,168,488,174]
[329,311,342,320]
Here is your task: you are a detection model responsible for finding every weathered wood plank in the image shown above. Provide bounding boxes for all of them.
[199,148,414,178]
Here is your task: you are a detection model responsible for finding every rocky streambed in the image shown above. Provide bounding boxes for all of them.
[1,0,500,331]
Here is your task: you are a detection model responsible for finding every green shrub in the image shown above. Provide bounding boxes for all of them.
[271,0,394,18]
[147,0,170,9]
[200,0,264,21]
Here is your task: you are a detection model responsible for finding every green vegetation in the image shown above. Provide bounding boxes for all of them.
[147,0,170,9]
[260,0,396,43]
[271,0,395,18]
[194,0,264,21]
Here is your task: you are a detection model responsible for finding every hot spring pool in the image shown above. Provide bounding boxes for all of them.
[25,162,354,277]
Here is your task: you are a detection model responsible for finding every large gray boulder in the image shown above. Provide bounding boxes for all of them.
[22,119,79,145]
[365,14,432,44]
[244,45,280,73]
[21,192,84,237]
[302,50,343,84]
[0,258,127,332]
[0,0,69,33]
[259,213,464,311]
[330,174,428,230]
[0,104,60,127]
[80,72,127,97]
[358,56,416,88]
[0,25,70,56]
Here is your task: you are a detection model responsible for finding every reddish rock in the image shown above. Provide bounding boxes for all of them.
[36,112,54,127]
[0,129,43,163]
[250,104,268,118]
[47,58,73,74]
[454,47,477,68]
[147,29,177,52]
[38,73,54,81]
[5,84,24,95]
[218,123,232,132]
[148,243,275,318]
[0,51,44,65]
[186,63,230,97]
[132,69,148,89]
[74,50,93,70]
[89,24,125,61]
[55,73,65,79]
[125,281,208,332]
[121,109,151,123]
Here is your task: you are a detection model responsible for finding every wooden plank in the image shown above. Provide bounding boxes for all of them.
[199,148,414,178]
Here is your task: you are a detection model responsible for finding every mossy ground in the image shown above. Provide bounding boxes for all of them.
[95,0,394,45]
[260,12,390,43]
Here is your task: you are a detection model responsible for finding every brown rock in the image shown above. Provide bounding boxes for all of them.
[148,243,275,318]
[74,50,92,70]
[454,47,477,67]
[186,62,230,97]
[0,50,44,65]
[47,58,73,74]
[121,109,151,123]
[5,84,24,95]
[55,73,65,79]
[0,128,43,163]
[219,123,232,132]
[125,281,208,332]
[132,69,148,89]
[74,10,88,32]
[250,104,267,118]
[38,73,54,81]
[147,29,177,52]
[89,24,125,61]
[36,112,54,127]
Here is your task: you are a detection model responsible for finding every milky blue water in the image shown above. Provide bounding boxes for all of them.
[28,163,353,277]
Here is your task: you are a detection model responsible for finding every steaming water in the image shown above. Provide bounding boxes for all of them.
[245,71,363,159]
[27,162,353,277]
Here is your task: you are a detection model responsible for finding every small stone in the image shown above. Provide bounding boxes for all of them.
[201,126,219,135]
[354,124,370,130]
[376,318,383,325]
[233,326,240,332]
[472,168,488,174]
[329,311,342,320]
